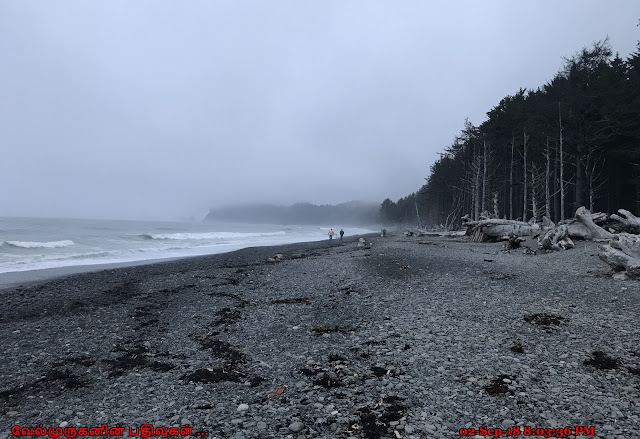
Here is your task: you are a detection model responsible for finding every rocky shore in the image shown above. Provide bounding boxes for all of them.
[0,233,638,439]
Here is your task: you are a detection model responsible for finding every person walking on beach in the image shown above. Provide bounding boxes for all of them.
[339,229,344,241]
[328,229,335,240]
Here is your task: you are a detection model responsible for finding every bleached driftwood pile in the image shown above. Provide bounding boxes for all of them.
[599,233,640,279]
[460,207,640,279]
[609,209,640,234]
[539,224,574,251]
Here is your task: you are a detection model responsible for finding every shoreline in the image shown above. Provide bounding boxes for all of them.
[1,233,638,438]
[0,234,377,291]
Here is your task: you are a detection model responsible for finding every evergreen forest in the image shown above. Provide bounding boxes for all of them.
[380,38,640,228]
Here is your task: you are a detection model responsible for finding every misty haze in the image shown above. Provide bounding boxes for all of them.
[1,3,640,437]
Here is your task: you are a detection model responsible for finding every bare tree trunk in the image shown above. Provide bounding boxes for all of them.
[553,138,560,222]
[493,192,499,218]
[510,134,514,220]
[531,164,538,223]
[545,137,551,220]
[522,129,529,221]
[474,163,481,220]
[415,201,422,229]
[575,143,584,211]
[559,102,565,221]
[481,139,487,214]
[585,148,606,213]
[634,164,640,214]
[589,161,595,212]
[471,148,481,221]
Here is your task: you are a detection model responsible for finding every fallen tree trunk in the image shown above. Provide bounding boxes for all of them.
[599,233,640,279]
[609,209,640,234]
[469,219,544,242]
[564,223,593,240]
[539,224,574,251]
[575,206,614,240]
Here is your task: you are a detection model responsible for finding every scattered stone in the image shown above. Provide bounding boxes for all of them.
[289,421,304,432]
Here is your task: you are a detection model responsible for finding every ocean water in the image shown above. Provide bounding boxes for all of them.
[0,217,376,274]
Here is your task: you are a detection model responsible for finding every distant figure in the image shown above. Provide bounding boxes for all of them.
[328,229,335,240]
[339,229,344,241]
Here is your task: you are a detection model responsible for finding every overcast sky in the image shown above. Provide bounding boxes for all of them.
[1,1,638,220]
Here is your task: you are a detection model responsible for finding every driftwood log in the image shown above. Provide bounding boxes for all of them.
[539,224,574,251]
[469,219,543,242]
[610,209,640,234]
[575,207,614,240]
[464,207,639,244]
[538,207,610,244]
[555,209,611,239]
[599,233,640,279]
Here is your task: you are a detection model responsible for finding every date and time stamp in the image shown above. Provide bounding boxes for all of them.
[459,425,597,437]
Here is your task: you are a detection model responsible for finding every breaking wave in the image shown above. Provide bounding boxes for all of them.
[141,231,286,240]
[4,240,75,249]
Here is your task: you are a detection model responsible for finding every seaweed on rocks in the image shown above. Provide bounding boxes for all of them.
[352,396,407,439]
[0,367,89,406]
[482,375,515,395]
[181,368,244,384]
[103,345,149,377]
[370,365,393,378]
[103,345,173,377]
[192,334,248,365]
[41,369,86,389]
[248,376,266,387]
[488,272,517,280]
[269,297,311,305]
[186,290,265,386]
[69,300,85,312]
[313,372,343,389]
[207,293,248,329]
[148,361,174,372]
[210,307,241,328]
[311,325,353,334]
[300,363,346,389]
[584,350,621,370]
[51,354,96,368]
[137,318,159,328]
[523,313,565,331]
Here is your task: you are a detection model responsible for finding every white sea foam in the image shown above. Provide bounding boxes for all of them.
[0,217,379,275]
[4,240,75,249]
[143,231,286,240]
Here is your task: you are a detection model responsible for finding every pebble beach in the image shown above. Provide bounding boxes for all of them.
[1,233,638,439]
